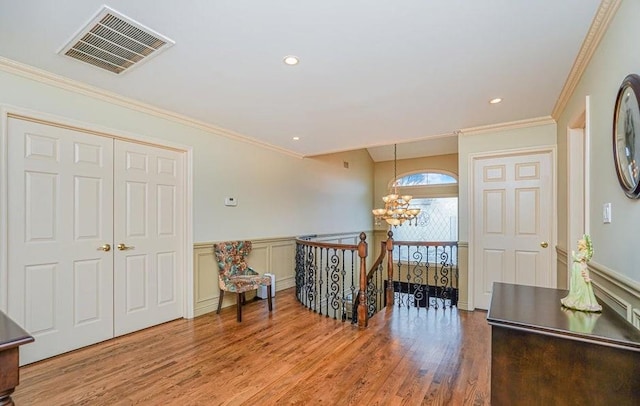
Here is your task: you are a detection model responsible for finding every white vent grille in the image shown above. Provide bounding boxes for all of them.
[59,6,174,74]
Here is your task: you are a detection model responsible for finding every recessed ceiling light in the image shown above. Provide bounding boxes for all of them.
[489,98,503,104]
[292,136,300,141]
[283,55,299,66]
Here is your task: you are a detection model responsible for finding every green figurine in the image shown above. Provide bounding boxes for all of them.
[561,235,602,312]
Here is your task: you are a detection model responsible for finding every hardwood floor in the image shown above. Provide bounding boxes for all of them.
[13,288,490,405]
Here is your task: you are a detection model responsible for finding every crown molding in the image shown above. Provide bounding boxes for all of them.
[460,116,556,136]
[551,0,622,120]
[315,116,555,157]
[0,56,304,159]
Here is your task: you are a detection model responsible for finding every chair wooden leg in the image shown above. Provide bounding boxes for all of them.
[216,289,224,314]
[236,293,242,322]
[267,285,273,312]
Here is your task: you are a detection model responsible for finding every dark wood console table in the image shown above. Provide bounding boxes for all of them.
[487,282,640,405]
[0,311,33,406]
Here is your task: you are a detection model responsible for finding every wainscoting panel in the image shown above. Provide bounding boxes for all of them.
[588,260,640,329]
[457,242,469,311]
[633,309,640,330]
[556,246,569,290]
[270,241,296,292]
[249,245,270,276]
[194,248,217,305]
[193,243,221,317]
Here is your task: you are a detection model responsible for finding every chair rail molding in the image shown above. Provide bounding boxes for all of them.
[588,259,640,329]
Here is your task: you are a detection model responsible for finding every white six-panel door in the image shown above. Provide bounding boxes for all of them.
[113,141,183,336]
[473,151,554,309]
[7,117,185,364]
[8,118,115,364]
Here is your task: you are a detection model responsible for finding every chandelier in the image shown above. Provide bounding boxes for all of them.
[372,144,421,226]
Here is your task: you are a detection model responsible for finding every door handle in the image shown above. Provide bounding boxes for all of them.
[540,241,549,248]
[117,243,134,251]
[99,244,111,252]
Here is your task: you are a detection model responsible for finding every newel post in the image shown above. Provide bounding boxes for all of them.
[357,232,368,329]
[385,230,395,307]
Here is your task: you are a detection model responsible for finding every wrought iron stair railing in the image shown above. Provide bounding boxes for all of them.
[390,240,458,309]
[295,233,369,327]
[355,232,459,319]
[295,231,459,329]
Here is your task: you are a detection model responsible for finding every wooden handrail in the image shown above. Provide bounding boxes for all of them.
[294,238,359,250]
[393,240,457,247]
[366,241,387,281]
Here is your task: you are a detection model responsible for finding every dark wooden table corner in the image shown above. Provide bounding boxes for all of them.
[0,311,34,406]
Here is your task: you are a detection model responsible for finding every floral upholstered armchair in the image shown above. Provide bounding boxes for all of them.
[213,241,272,322]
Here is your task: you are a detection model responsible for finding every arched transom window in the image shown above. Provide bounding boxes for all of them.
[390,171,458,244]
[394,172,457,187]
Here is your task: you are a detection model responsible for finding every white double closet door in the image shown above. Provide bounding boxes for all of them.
[7,117,184,365]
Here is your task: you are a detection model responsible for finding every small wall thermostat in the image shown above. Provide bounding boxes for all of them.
[224,197,238,207]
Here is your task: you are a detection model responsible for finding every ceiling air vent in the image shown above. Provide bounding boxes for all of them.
[58,6,174,74]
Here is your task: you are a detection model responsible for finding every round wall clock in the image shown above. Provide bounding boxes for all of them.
[613,74,640,198]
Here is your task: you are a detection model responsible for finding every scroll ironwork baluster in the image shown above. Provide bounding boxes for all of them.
[295,235,368,324]
[295,234,466,324]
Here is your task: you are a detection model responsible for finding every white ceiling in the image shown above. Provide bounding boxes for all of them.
[367,134,459,162]
[0,1,601,161]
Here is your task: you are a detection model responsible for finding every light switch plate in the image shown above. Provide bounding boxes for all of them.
[603,203,611,224]
[225,197,237,207]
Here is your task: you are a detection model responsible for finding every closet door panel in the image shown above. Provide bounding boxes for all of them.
[114,141,184,336]
[7,118,114,365]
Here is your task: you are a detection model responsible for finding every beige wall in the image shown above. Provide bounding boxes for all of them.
[457,122,557,309]
[557,0,640,280]
[0,69,374,241]
[556,0,640,324]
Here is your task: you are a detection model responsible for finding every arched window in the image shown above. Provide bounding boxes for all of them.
[394,172,457,187]
[390,171,458,245]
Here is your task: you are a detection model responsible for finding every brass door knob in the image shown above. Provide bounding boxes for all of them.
[99,244,111,252]
[117,243,134,251]
[540,241,549,248]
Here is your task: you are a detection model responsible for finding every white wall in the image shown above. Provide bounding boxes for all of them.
[0,68,374,242]
[557,0,640,282]
[556,0,640,324]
